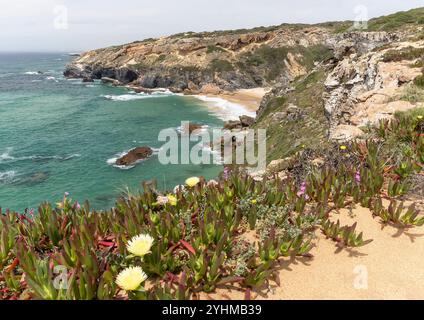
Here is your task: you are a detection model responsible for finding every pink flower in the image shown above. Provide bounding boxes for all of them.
[64,192,70,197]
[75,202,81,210]
[156,196,169,206]
[355,171,361,184]
[297,182,309,199]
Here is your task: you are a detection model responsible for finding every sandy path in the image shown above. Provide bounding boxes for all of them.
[206,205,424,300]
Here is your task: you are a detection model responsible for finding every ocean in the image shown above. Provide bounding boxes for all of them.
[0,52,232,211]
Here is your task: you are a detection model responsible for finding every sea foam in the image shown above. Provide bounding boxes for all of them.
[0,171,16,184]
[0,148,81,164]
[102,90,173,101]
[194,95,256,121]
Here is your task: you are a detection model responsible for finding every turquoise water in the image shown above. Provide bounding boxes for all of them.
[0,53,223,211]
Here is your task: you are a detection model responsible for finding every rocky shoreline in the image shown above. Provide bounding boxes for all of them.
[64,12,424,169]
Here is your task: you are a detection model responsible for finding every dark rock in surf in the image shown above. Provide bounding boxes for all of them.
[116,147,153,166]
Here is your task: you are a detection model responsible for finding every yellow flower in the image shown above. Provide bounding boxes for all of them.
[250,199,257,205]
[340,145,347,151]
[116,266,147,291]
[185,177,200,187]
[126,234,154,257]
[418,115,423,120]
[167,194,177,206]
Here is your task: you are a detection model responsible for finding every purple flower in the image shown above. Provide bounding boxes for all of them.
[223,167,231,180]
[355,171,361,184]
[64,192,70,197]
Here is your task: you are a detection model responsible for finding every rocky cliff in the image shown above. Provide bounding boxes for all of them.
[64,25,336,92]
[65,8,424,164]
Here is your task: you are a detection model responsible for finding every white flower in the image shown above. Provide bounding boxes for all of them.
[116,266,148,291]
[207,179,218,187]
[173,185,185,193]
[126,234,154,257]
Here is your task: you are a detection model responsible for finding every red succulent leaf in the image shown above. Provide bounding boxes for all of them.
[5,258,19,272]
[98,240,116,248]
[179,240,196,255]
[244,288,251,301]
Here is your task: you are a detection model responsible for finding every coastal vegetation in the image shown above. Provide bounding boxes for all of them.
[1,110,423,300]
[2,6,424,300]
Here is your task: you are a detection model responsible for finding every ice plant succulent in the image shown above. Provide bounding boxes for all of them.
[185,177,200,187]
[116,267,148,291]
[126,234,154,257]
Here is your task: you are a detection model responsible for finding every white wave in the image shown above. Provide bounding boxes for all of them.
[193,95,256,121]
[102,90,174,102]
[0,147,14,162]
[24,71,40,75]
[176,124,209,135]
[0,171,16,184]
[0,148,81,163]
[46,76,59,82]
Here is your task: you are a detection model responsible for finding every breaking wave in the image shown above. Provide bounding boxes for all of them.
[0,148,81,164]
[102,90,174,101]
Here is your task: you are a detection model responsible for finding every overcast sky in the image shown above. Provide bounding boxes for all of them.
[0,0,423,52]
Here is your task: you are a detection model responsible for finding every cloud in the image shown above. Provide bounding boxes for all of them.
[0,0,423,52]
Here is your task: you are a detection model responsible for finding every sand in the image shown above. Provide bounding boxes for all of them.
[212,88,270,113]
[192,88,269,121]
[204,204,424,300]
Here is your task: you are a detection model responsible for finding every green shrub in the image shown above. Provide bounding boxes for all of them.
[382,47,424,63]
[206,45,226,54]
[209,59,234,72]
[414,74,424,88]
[368,8,424,31]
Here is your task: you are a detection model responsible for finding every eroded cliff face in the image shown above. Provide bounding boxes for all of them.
[65,26,334,92]
[252,26,424,164]
[65,12,424,163]
[323,37,424,141]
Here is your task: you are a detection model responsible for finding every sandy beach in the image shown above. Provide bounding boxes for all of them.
[213,88,270,113]
[203,204,424,300]
[192,88,269,121]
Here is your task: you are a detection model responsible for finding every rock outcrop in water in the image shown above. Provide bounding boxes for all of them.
[116,147,153,166]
